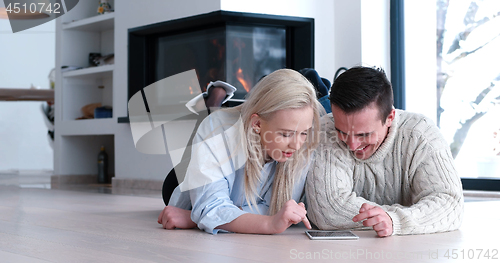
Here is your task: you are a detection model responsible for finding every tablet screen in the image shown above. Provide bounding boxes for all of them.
[305,230,359,240]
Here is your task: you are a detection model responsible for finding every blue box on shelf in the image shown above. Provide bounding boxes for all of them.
[94,106,112,118]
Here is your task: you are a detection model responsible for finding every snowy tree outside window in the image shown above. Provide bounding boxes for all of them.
[437,0,500,178]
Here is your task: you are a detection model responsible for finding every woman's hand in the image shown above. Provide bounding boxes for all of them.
[157,206,197,229]
[268,200,311,234]
[215,200,311,234]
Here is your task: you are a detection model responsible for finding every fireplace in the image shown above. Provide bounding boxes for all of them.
[122,10,313,122]
[155,24,288,100]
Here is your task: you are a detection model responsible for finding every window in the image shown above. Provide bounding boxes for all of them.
[436,0,500,190]
[395,0,500,190]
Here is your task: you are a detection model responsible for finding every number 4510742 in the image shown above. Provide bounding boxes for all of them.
[5,2,61,14]
[444,249,498,260]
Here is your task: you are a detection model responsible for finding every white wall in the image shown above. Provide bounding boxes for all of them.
[333,0,436,121]
[361,0,391,76]
[221,0,337,80]
[404,0,437,122]
[0,15,55,172]
[332,0,362,70]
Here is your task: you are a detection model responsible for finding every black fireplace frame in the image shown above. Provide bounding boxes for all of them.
[119,10,314,123]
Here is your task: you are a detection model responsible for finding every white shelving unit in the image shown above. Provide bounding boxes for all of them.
[54,1,116,181]
[62,12,115,31]
[62,64,114,78]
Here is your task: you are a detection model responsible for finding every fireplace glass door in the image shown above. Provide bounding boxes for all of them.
[155,25,286,100]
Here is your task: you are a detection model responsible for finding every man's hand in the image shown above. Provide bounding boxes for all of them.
[268,200,312,234]
[352,203,393,237]
[157,206,197,230]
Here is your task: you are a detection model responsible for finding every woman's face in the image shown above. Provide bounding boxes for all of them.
[252,106,314,163]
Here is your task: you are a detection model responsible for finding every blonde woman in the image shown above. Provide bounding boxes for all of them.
[158,69,323,234]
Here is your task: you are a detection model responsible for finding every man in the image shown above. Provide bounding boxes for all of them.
[306,66,464,237]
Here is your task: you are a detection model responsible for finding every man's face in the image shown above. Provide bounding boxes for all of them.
[332,103,395,160]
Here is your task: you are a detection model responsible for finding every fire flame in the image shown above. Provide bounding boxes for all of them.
[236,68,251,92]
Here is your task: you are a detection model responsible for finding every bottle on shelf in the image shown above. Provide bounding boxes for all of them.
[97,146,109,184]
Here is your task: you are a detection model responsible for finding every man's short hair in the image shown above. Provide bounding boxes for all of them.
[329,66,394,123]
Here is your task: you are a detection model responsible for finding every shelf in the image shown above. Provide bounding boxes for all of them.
[57,134,115,177]
[62,12,115,31]
[63,65,114,78]
[0,88,54,101]
[55,0,117,178]
[58,118,115,136]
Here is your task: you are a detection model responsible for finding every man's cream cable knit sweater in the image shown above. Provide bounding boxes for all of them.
[306,110,464,235]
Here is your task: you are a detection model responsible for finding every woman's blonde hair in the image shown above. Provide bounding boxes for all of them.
[235,68,323,215]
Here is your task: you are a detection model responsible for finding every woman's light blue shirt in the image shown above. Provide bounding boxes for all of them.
[168,108,309,234]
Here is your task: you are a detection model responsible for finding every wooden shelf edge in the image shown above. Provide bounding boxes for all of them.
[0,88,54,101]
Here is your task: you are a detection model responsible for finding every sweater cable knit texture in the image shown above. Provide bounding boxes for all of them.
[306,110,464,235]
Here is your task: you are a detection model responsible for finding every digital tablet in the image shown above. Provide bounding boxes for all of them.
[305,230,359,240]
